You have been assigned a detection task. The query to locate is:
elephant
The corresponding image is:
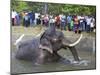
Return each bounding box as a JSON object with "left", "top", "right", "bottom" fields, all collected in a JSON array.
[
  {"left": 14, "top": 24, "right": 83, "bottom": 65},
  {"left": 15, "top": 35, "right": 54, "bottom": 65},
  {"left": 39, "top": 24, "right": 83, "bottom": 62}
]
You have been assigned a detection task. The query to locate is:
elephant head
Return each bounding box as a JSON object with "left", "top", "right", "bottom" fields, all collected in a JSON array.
[{"left": 39, "top": 25, "right": 83, "bottom": 61}]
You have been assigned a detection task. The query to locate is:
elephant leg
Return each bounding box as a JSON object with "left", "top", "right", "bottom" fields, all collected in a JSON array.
[{"left": 68, "top": 47, "right": 79, "bottom": 61}]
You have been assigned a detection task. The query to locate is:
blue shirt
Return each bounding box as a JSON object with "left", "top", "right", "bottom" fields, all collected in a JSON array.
[{"left": 67, "top": 16, "right": 72, "bottom": 23}]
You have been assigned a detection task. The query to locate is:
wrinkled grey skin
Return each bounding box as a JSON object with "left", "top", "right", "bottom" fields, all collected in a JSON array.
[
  {"left": 15, "top": 38, "right": 54, "bottom": 64},
  {"left": 40, "top": 25, "right": 79, "bottom": 62},
  {"left": 15, "top": 25, "right": 80, "bottom": 65}
]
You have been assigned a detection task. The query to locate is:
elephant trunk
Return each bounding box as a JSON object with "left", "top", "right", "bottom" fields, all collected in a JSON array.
[
  {"left": 62, "top": 34, "right": 83, "bottom": 61},
  {"left": 68, "top": 47, "right": 80, "bottom": 61}
]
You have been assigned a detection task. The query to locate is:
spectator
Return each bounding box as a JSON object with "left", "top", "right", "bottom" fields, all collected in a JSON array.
[
  {"left": 28, "top": 12, "right": 34, "bottom": 26},
  {"left": 34, "top": 13, "right": 40, "bottom": 25},
  {"left": 15, "top": 12, "right": 20, "bottom": 26},
  {"left": 41, "top": 15, "right": 45, "bottom": 25},
  {"left": 44, "top": 14, "right": 49, "bottom": 27},
  {"left": 12, "top": 10, "right": 17, "bottom": 26},
  {"left": 24, "top": 12, "right": 30, "bottom": 27},
  {"left": 90, "top": 17, "right": 95, "bottom": 32},
  {"left": 84, "top": 16, "right": 88, "bottom": 31},
  {"left": 49, "top": 15, "right": 53, "bottom": 25},
  {"left": 73, "top": 15, "right": 79, "bottom": 33},
  {"left": 67, "top": 15, "right": 72, "bottom": 31},
  {"left": 32, "top": 12, "right": 35, "bottom": 25},
  {"left": 55, "top": 15, "right": 61, "bottom": 29},
  {"left": 86, "top": 16, "right": 91, "bottom": 32},
  {"left": 37, "top": 15, "right": 41, "bottom": 25},
  {"left": 79, "top": 15, "right": 85, "bottom": 31},
  {"left": 70, "top": 19, "right": 74, "bottom": 31},
  {"left": 82, "top": 16, "right": 86, "bottom": 31},
  {"left": 61, "top": 14, "right": 66, "bottom": 31}
]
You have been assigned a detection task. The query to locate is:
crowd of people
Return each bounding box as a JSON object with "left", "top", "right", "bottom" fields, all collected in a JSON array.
[{"left": 12, "top": 10, "right": 96, "bottom": 33}]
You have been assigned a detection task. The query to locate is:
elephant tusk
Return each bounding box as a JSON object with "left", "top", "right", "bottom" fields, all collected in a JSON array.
[
  {"left": 39, "top": 45, "right": 53, "bottom": 54},
  {"left": 14, "top": 34, "right": 25, "bottom": 46},
  {"left": 63, "top": 34, "right": 83, "bottom": 47},
  {"left": 35, "top": 30, "right": 44, "bottom": 38},
  {"left": 35, "top": 27, "right": 46, "bottom": 38},
  {"left": 69, "top": 34, "right": 83, "bottom": 47}
]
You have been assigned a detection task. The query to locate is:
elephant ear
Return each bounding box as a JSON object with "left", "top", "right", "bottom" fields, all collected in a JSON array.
[{"left": 39, "top": 38, "right": 53, "bottom": 54}]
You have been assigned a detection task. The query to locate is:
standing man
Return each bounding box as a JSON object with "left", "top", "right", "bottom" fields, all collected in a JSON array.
[
  {"left": 16, "top": 12, "right": 20, "bottom": 26},
  {"left": 28, "top": 11, "right": 33, "bottom": 26},
  {"left": 24, "top": 12, "right": 30, "bottom": 27},
  {"left": 79, "top": 15, "right": 85, "bottom": 31},
  {"left": 49, "top": 15, "right": 55, "bottom": 27},
  {"left": 61, "top": 14, "right": 66, "bottom": 31},
  {"left": 86, "top": 16, "right": 92, "bottom": 32},
  {"left": 67, "top": 15, "right": 72, "bottom": 31},
  {"left": 12, "top": 9, "right": 17, "bottom": 26}
]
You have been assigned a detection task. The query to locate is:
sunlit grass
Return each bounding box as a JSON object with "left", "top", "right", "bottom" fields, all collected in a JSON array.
[{"left": 12, "top": 25, "right": 43, "bottom": 36}]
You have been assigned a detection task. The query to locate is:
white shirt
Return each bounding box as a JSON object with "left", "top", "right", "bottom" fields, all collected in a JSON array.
[
  {"left": 35, "top": 13, "right": 40, "bottom": 19},
  {"left": 12, "top": 11, "right": 17, "bottom": 18},
  {"left": 80, "top": 16, "right": 84, "bottom": 23},
  {"left": 49, "top": 18, "right": 55, "bottom": 23},
  {"left": 86, "top": 18, "right": 91, "bottom": 25}
]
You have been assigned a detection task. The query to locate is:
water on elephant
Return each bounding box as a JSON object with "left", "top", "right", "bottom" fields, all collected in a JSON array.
[{"left": 11, "top": 34, "right": 96, "bottom": 74}]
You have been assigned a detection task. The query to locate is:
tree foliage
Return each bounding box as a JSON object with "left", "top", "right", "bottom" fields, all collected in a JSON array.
[{"left": 11, "top": 0, "right": 96, "bottom": 15}]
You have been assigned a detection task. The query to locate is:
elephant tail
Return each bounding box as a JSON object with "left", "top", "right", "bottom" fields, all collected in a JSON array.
[{"left": 14, "top": 34, "right": 25, "bottom": 46}]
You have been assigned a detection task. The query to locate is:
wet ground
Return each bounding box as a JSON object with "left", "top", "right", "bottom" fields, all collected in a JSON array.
[{"left": 11, "top": 26, "right": 96, "bottom": 74}]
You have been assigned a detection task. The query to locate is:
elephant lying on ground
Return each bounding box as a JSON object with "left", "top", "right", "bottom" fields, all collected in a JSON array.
[
  {"left": 14, "top": 25, "right": 83, "bottom": 65},
  {"left": 39, "top": 25, "right": 82, "bottom": 61}
]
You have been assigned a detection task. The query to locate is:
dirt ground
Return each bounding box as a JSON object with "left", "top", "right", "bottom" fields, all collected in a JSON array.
[{"left": 11, "top": 26, "right": 96, "bottom": 74}]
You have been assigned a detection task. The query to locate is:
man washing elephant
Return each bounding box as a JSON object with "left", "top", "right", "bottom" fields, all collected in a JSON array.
[{"left": 14, "top": 24, "right": 83, "bottom": 65}]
